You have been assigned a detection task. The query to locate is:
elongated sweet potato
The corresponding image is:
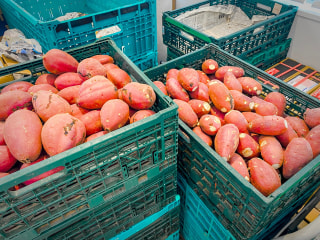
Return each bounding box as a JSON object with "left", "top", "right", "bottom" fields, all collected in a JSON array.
[
  {"left": 230, "top": 90, "right": 254, "bottom": 112},
  {"left": 35, "top": 73, "right": 57, "bottom": 86},
  {"left": 79, "top": 110, "right": 102, "bottom": 136},
  {"left": 0, "top": 90, "right": 33, "bottom": 120},
  {"left": 248, "top": 157, "right": 281, "bottom": 196},
  {"left": 275, "top": 123, "right": 298, "bottom": 148},
  {"left": 202, "top": 59, "right": 219, "bottom": 74},
  {"left": 229, "top": 153, "right": 250, "bottom": 182},
  {"left": 193, "top": 126, "right": 213, "bottom": 146},
  {"left": 174, "top": 99, "right": 198, "bottom": 128},
  {"left": 177, "top": 68, "right": 199, "bottom": 92},
  {"left": 306, "top": 124, "right": 320, "bottom": 158},
  {"left": 253, "top": 100, "right": 278, "bottom": 116},
  {"left": 57, "top": 85, "right": 81, "bottom": 104},
  {"left": 166, "top": 77, "right": 190, "bottom": 102},
  {"left": 264, "top": 92, "right": 286, "bottom": 117},
  {"left": 166, "top": 69, "right": 179, "bottom": 80},
  {"left": 189, "top": 82, "right": 209, "bottom": 102},
  {"left": 130, "top": 110, "right": 156, "bottom": 124},
  {"left": 43, "top": 49, "right": 79, "bottom": 75},
  {"left": 259, "top": 136, "right": 284, "bottom": 169},
  {"left": 153, "top": 81, "right": 168, "bottom": 96},
  {"left": 237, "top": 133, "right": 260, "bottom": 159},
  {"left": 215, "top": 66, "right": 245, "bottom": 80},
  {"left": 85, "top": 131, "right": 107, "bottom": 142},
  {"left": 0, "top": 121, "right": 5, "bottom": 145},
  {"left": 1, "top": 81, "right": 33, "bottom": 93},
  {"left": 283, "top": 138, "right": 313, "bottom": 179},
  {"left": 41, "top": 113, "right": 86, "bottom": 156},
  {"left": 285, "top": 116, "right": 309, "bottom": 137},
  {"left": 242, "top": 112, "right": 263, "bottom": 123},
  {"left": 120, "top": 82, "right": 156, "bottom": 110},
  {"left": 188, "top": 99, "right": 211, "bottom": 118},
  {"left": 77, "top": 58, "right": 106, "bottom": 80},
  {"left": 208, "top": 80, "right": 234, "bottom": 113},
  {"left": 103, "top": 63, "right": 120, "bottom": 74},
  {"left": 197, "top": 70, "right": 210, "bottom": 84},
  {"left": 77, "top": 76, "right": 118, "bottom": 109},
  {"left": 32, "top": 90, "right": 71, "bottom": 122},
  {"left": 100, "top": 99, "right": 129, "bottom": 132},
  {"left": 70, "top": 104, "right": 90, "bottom": 119},
  {"left": 223, "top": 71, "right": 242, "bottom": 92},
  {"left": 303, "top": 107, "right": 320, "bottom": 128},
  {"left": 90, "top": 54, "right": 114, "bottom": 64},
  {"left": 248, "top": 115, "right": 288, "bottom": 135},
  {"left": 224, "top": 110, "right": 249, "bottom": 134},
  {"left": 210, "top": 105, "right": 226, "bottom": 125},
  {"left": 4, "top": 109, "right": 42, "bottom": 163},
  {"left": 199, "top": 114, "right": 221, "bottom": 136},
  {"left": 237, "top": 77, "right": 262, "bottom": 96},
  {"left": 0, "top": 145, "right": 17, "bottom": 172},
  {"left": 214, "top": 124, "right": 239, "bottom": 161},
  {"left": 107, "top": 68, "right": 132, "bottom": 89},
  {"left": 28, "top": 84, "right": 59, "bottom": 95},
  {"left": 54, "top": 72, "right": 84, "bottom": 90}
]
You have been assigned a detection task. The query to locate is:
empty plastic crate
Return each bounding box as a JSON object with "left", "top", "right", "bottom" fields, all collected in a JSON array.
[
  {"left": 0, "top": 38, "right": 178, "bottom": 240},
  {"left": 144, "top": 43, "right": 320, "bottom": 240}
]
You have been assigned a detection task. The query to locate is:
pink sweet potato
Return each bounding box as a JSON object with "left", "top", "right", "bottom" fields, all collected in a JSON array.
[
  {"left": 199, "top": 114, "right": 221, "bottom": 136},
  {"left": 259, "top": 136, "right": 284, "bottom": 169},
  {"left": 214, "top": 124, "right": 239, "bottom": 161},
  {"left": 303, "top": 107, "right": 320, "bottom": 128},
  {"left": 285, "top": 116, "right": 309, "bottom": 137},
  {"left": 248, "top": 115, "right": 288, "bottom": 135},
  {"left": 166, "top": 78, "right": 190, "bottom": 102},
  {"left": 35, "top": 73, "right": 57, "bottom": 86},
  {"left": 0, "top": 145, "right": 17, "bottom": 172},
  {"left": 91, "top": 54, "right": 114, "bottom": 64},
  {"left": 224, "top": 110, "right": 249, "bottom": 134},
  {"left": 193, "top": 126, "right": 213, "bottom": 147},
  {"left": 177, "top": 68, "right": 200, "bottom": 92},
  {"left": 237, "top": 133, "right": 260, "bottom": 159},
  {"left": 54, "top": 72, "right": 84, "bottom": 90},
  {"left": 237, "top": 77, "right": 262, "bottom": 96},
  {"left": 306, "top": 124, "right": 320, "bottom": 158},
  {"left": 0, "top": 90, "right": 33, "bottom": 120},
  {"left": 210, "top": 105, "right": 226, "bottom": 125},
  {"left": 197, "top": 70, "right": 210, "bottom": 84},
  {"left": 188, "top": 99, "right": 211, "bottom": 118},
  {"left": 57, "top": 85, "right": 81, "bottom": 104},
  {"left": 4, "top": 109, "right": 42, "bottom": 163},
  {"left": 120, "top": 82, "right": 156, "bottom": 110},
  {"left": 283, "top": 138, "right": 313, "bottom": 179},
  {"left": 189, "top": 82, "right": 209, "bottom": 102},
  {"left": 264, "top": 92, "right": 286, "bottom": 117},
  {"left": 85, "top": 131, "right": 107, "bottom": 142},
  {"left": 70, "top": 104, "right": 90, "bottom": 119},
  {"left": 79, "top": 110, "right": 102, "bottom": 136},
  {"left": 107, "top": 68, "right": 132, "bottom": 89},
  {"left": 275, "top": 123, "right": 298, "bottom": 148},
  {"left": 202, "top": 59, "right": 219, "bottom": 75},
  {"left": 230, "top": 90, "right": 254, "bottom": 112},
  {"left": 100, "top": 99, "right": 129, "bottom": 132},
  {"left": 0, "top": 121, "right": 4, "bottom": 145},
  {"left": 215, "top": 66, "right": 245, "bottom": 80},
  {"left": 242, "top": 112, "right": 263, "bottom": 124},
  {"left": 130, "top": 110, "right": 156, "bottom": 124},
  {"left": 208, "top": 80, "right": 234, "bottom": 113},
  {"left": 223, "top": 71, "right": 242, "bottom": 92},
  {"left": 77, "top": 76, "right": 118, "bottom": 109},
  {"left": 1, "top": 81, "right": 33, "bottom": 93},
  {"left": 41, "top": 113, "right": 86, "bottom": 156},
  {"left": 28, "top": 84, "right": 59, "bottom": 95},
  {"left": 43, "top": 49, "right": 79, "bottom": 75},
  {"left": 174, "top": 99, "right": 198, "bottom": 128},
  {"left": 77, "top": 58, "right": 106, "bottom": 80},
  {"left": 248, "top": 157, "right": 281, "bottom": 196},
  {"left": 253, "top": 99, "right": 278, "bottom": 116},
  {"left": 32, "top": 90, "right": 71, "bottom": 122},
  {"left": 166, "top": 69, "right": 179, "bottom": 80},
  {"left": 153, "top": 81, "right": 168, "bottom": 96},
  {"left": 229, "top": 153, "right": 250, "bottom": 182}
]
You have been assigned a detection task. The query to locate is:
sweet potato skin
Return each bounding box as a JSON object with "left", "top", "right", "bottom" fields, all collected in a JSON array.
[
  {"left": 177, "top": 68, "right": 199, "bottom": 92},
  {"left": 230, "top": 90, "right": 254, "bottom": 112},
  {"left": 193, "top": 126, "right": 213, "bottom": 147},
  {"left": 174, "top": 99, "right": 198, "bottom": 128},
  {"left": 166, "top": 78, "right": 190, "bottom": 102},
  {"left": 215, "top": 66, "right": 244, "bottom": 80},
  {"left": 305, "top": 125, "right": 320, "bottom": 158},
  {"left": 214, "top": 124, "right": 239, "bottom": 161},
  {"left": 285, "top": 116, "right": 309, "bottom": 137},
  {"left": 188, "top": 99, "right": 211, "bottom": 118},
  {"left": 237, "top": 133, "right": 260, "bottom": 159},
  {"left": 276, "top": 123, "right": 298, "bottom": 147},
  {"left": 237, "top": 77, "right": 262, "bottom": 96},
  {"left": 208, "top": 80, "right": 234, "bottom": 113},
  {"left": 223, "top": 71, "right": 242, "bottom": 92},
  {"left": 199, "top": 114, "right": 221, "bottom": 136},
  {"left": 264, "top": 92, "right": 286, "bottom": 117},
  {"left": 303, "top": 108, "right": 320, "bottom": 128},
  {"left": 229, "top": 153, "right": 250, "bottom": 182},
  {"left": 283, "top": 138, "right": 314, "bottom": 179},
  {"left": 248, "top": 116, "right": 288, "bottom": 135},
  {"left": 224, "top": 110, "right": 249, "bottom": 134},
  {"left": 259, "top": 136, "right": 284, "bottom": 169}
]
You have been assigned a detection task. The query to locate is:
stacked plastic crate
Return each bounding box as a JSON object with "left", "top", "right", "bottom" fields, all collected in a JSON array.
[
  {"left": 0, "top": 38, "right": 179, "bottom": 239},
  {"left": 162, "top": 0, "right": 297, "bottom": 69},
  {"left": 145, "top": 44, "right": 320, "bottom": 240},
  {"left": 0, "top": 0, "right": 158, "bottom": 70}
]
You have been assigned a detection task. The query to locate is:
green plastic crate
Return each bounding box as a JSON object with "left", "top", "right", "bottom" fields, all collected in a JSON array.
[
  {"left": 163, "top": 0, "right": 297, "bottom": 60},
  {"left": 132, "top": 51, "right": 158, "bottom": 71},
  {"left": 0, "top": 38, "right": 178, "bottom": 240},
  {"left": 0, "top": 0, "right": 157, "bottom": 58},
  {"left": 44, "top": 166, "right": 178, "bottom": 240},
  {"left": 144, "top": 43, "right": 320, "bottom": 240}
]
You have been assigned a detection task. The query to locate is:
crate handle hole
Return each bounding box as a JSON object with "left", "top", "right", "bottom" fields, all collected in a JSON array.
[{"left": 256, "top": 3, "right": 272, "bottom": 12}]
